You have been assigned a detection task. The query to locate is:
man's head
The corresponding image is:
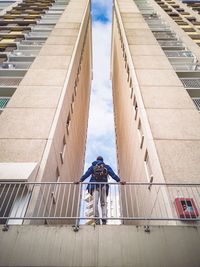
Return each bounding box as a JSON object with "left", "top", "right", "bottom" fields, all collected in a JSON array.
[{"left": 96, "top": 156, "right": 103, "bottom": 161}]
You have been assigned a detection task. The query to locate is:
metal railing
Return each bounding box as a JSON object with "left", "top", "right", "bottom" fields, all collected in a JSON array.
[{"left": 0, "top": 182, "right": 200, "bottom": 225}]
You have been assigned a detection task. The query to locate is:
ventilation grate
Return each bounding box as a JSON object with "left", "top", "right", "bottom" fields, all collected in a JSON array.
[
  {"left": 0, "top": 97, "right": 10, "bottom": 108},
  {"left": 180, "top": 78, "right": 200, "bottom": 88},
  {"left": 0, "top": 77, "right": 22, "bottom": 87},
  {"left": 192, "top": 98, "right": 200, "bottom": 110}
]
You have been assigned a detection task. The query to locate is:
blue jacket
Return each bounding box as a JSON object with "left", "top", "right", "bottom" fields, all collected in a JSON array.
[{"left": 80, "top": 160, "right": 120, "bottom": 195}]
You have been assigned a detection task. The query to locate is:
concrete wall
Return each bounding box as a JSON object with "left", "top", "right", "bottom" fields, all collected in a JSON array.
[
  {"left": 0, "top": 225, "right": 200, "bottom": 266},
  {"left": 112, "top": 0, "right": 200, "bottom": 185},
  {"left": 0, "top": 0, "right": 92, "bottom": 221},
  {"left": 111, "top": 0, "right": 200, "bottom": 222},
  {"left": 0, "top": 0, "right": 92, "bottom": 183}
]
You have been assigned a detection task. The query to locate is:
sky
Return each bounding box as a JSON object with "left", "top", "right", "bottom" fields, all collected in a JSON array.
[{"left": 84, "top": 0, "right": 118, "bottom": 173}]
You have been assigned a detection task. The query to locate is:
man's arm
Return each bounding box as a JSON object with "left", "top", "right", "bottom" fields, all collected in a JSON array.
[
  {"left": 80, "top": 166, "right": 93, "bottom": 182},
  {"left": 106, "top": 165, "right": 120, "bottom": 182}
]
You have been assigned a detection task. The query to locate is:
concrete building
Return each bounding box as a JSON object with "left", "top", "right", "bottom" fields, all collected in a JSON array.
[
  {"left": 0, "top": 0, "right": 92, "bottom": 221},
  {"left": 1, "top": 0, "right": 200, "bottom": 266},
  {"left": 111, "top": 0, "right": 200, "bottom": 220}
]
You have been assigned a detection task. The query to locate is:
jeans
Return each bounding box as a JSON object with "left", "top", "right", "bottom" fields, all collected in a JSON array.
[{"left": 93, "top": 185, "right": 107, "bottom": 220}]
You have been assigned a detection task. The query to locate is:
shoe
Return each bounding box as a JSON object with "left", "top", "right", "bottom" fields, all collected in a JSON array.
[
  {"left": 102, "top": 219, "right": 107, "bottom": 225},
  {"left": 95, "top": 219, "right": 100, "bottom": 225}
]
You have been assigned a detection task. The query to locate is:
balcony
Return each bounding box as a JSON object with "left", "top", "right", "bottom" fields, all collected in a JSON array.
[
  {"left": 153, "top": 32, "right": 178, "bottom": 40},
  {"left": 0, "top": 182, "right": 200, "bottom": 226},
  {"left": 0, "top": 69, "right": 26, "bottom": 89},
  {"left": 177, "top": 71, "right": 200, "bottom": 88},
  {"left": 172, "top": 63, "right": 199, "bottom": 71},
  {"left": 165, "top": 50, "right": 196, "bottom": 65}
]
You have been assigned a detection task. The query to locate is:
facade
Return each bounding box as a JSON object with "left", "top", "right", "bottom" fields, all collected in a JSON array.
[
  {"left": 111, "top": 0, "right": 200, "bottom": 220},
  {"left": 0, "top": 0, "right": 92, "bottom": 220},
  {"left": 1, "top": 1, "right": 200, "bottom": 266}
]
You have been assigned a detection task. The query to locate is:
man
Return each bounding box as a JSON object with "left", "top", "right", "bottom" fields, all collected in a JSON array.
[{"left": 77, "top": 156, "right": 124, "bottom": 225}]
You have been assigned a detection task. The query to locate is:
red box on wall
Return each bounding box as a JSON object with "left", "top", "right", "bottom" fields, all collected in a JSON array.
[{"left": 174, "top": 198, "right": 199, "bottom": 218}]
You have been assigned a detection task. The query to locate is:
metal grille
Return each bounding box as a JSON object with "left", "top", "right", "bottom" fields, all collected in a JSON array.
[
  {"left": 192, "top": 98, "right": 200, "bottom": 110},
  {"left": 0, "top": 97, "right": 9, "bottom": 108},
  {"left": 0, "top": 77, "right": 22, "bottom": 87},
  {"left": 158, "top": 40, "right": 183, "bottom": 46},
  {"left": 0, "top": 182, "right": 200, "bottom": 225},
  {"left": 172, "top": 64, "right": 197, "bottom": 71},
  {"left": 12, "top": 50, "right": 39, "bottom": 57},
  {"left": 153, "top": 32, "right": 176, "bottom": 39},
  {"left": 180, "top": 78, "right": 200, "bottom": 88},
  {"left": 149, "top": 26, "right": 169, "bottom": 31},
  {"left": 165, "top": 51, "right": 194, "bottom": 57}
]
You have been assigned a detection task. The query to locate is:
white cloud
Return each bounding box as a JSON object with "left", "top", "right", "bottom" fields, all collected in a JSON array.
[{"left": 88, "top": 21, "right": 113, "bottom": 139}]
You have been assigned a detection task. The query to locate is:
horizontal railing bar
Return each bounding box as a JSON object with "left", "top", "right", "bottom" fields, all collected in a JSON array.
[
  {"left": 1, "top": 182, "right": 200, "bottom": 186},
  {"left": 1, "top": 217, "right": 200, "bottom": 221},
  {"left": 1, "top": 182, "right": 199, "bottom": 224}
]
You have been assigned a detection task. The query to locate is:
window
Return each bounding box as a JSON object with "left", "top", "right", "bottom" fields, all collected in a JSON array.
[
  {"left": 137, "top": 119, "right": 144, "bottom": 149},
  {"left": 71, "top": 94, "right": 75, "bottom": 114},
  {"left": 60, "top": 135, "right": 66, "bottom": 164},
  {"left": 127, "top": 65, "right": 130, "bottom": 82},
  {"left": 56, "top": 167, "right": 60, "bottom": 182},
  {"left": 66, "top": 112, "right": 71, "bottom": 135},
  {"left": 144, "top": 150, "right": 153, "bottom": 185},
  {"left": 133, "top": 95, "right": 138, "bottom": 120}
]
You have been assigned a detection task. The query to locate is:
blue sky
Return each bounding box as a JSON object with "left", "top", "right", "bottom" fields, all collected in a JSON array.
[
  {"left": 84, "top": 0, "right": 118, "bottom": 173},
  {"left": 91, "top": 0, "right": 112, "bottom": 22}
]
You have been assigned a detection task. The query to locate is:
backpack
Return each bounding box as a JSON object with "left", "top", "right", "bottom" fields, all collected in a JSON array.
[{"left": 93, "top": 162, "right": 108, "bottom": 180}]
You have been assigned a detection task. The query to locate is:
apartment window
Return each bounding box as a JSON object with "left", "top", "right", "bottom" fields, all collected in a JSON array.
[
  {"left": 75, "top": 76, "right": 79, "bottom": 87},
  {"left": 124, "top": 54, "right": 127, "bottom": 69},
  {"left": 138, "top": 119, "right": 144, "bottom": 149},
  {"left": 78, "top": 64, "right": 81, "bottom": 76},
  {"left": 71, "top": 94, "right": 75, "bottom": 114},
  {"left": 130, "top": 77, "right": 133, "bottom": 99},
  {"left": 133, "top": 95, "right": 138, "bottom": 120},
  {"left": 129, "top": 77, "right": 132, "bottom": 89},
  {"left": 56, "top": 167, "right": 60, "bottom": 182},
  {"left": 66, "top": 112, "right": 71, "bottom": 135},
  {"left": 130, "top": 87, "right": 134, "bottom": 99},
  {"left": 74, "top": 84, "right": 77, "bottom": 96},
  {"left": 60, "top": 135, "right": 66, "bottom": 165},
  {"left": 127, "top": 65, "right": 130, "bottom": 82},
  {"left": 144, "top": 150, "right": 153, "bottom": 184}
]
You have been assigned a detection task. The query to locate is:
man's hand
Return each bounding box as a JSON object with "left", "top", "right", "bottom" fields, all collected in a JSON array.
[
  {"left": 74, "top": 181, "right": 80, "bottom": 184},
  {"left": 120, "top": 181, "right": 126, "bottom": 185}
]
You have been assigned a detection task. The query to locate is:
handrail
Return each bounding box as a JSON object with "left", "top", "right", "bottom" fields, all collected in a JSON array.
[
  {"left": 0, "top": 182, "right": 200, "bottom": 224},
  {"left": 1, "top": 181, "right": 200, "bottom": 185}
]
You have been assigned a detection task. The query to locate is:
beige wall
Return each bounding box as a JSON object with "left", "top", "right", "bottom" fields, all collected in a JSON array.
[
  {"left": 0, "top": 0, "right": 92, "bottom": 184},
  {"left": 1, "top": 225, "right": 200, "bottom": 267},
  {"left": 0, "top": 0, "right": 92, "bottom": 220},
  {"left": 112, "top": 0, "right": 200, "bottom": 184},
  {"left": 111, "top": 0, "right": 200, "bottom": 222}
]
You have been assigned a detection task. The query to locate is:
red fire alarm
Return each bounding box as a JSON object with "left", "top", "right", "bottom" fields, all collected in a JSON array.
[{"left": 174, "top": 198, "right": 199, "bottom": 218}]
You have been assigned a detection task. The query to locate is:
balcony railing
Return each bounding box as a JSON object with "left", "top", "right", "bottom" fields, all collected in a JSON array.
[{"left": 0, "top": 182, "right": 200, "bottom": 225}]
